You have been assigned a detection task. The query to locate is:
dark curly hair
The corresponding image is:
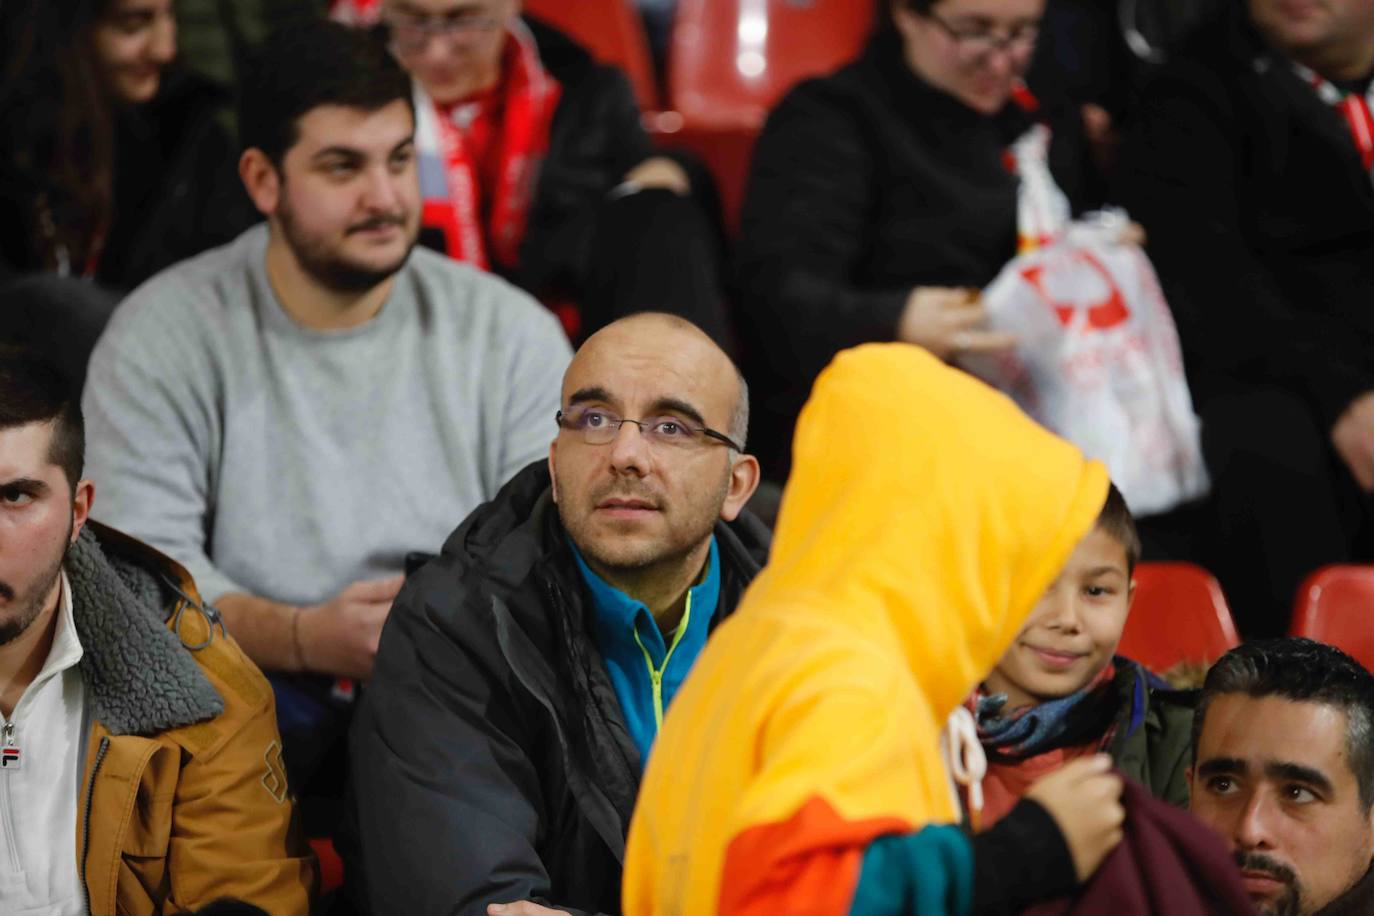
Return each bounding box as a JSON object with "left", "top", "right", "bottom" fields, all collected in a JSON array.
[
  {"left": 0, "top": 346, "right": 84, "bottom": 492},
  {"left": 239, "top": 19, "right": 414, "bottom": 168}
]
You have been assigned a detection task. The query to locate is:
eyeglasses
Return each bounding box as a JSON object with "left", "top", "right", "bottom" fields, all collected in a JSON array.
[
  {"left": 556, "top": 406, "right": 743, "bottom": 453},
  {"left": 921, "top": 10, "right": 1040, "bottom": 64},
  {"left": 383, "top": 9, "right": 502, "bottom": 54}
]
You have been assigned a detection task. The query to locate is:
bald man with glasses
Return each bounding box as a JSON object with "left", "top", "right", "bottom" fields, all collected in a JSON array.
[{"left": 347, "top": 313, "right": 767, "bottom": 916}]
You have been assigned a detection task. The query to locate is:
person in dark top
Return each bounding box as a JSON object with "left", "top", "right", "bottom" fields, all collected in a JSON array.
[
  {"left": 346, "top": 313, "right": 767, "bottom": 915},
  {"left": 735, "top": 0, "right": 1095, "bottom": 479},
  {"left": 968, "top": 483, "right": 1196, "bottom": 825},
  {"left": 0, "top": 0, "right": 256, "bottom": 292},
  {"left": 336, "top": 0, "right": 731, "bottom": 348},
  {"left": 1115, "top": 0, "right": 1374, "bottom": 636}
]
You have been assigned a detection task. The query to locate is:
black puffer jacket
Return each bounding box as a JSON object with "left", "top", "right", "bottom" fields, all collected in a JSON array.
[
  {"left": 346, "top": 461, "right": 769, "bottom": 916},
  {"left": 735, "top": 28, "right": 1094, "bottom": 479}
]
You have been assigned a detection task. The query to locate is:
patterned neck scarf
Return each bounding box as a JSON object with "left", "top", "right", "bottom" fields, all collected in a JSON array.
[{"left": 975, "top": 662, "right": 1118, "bottom": 759}]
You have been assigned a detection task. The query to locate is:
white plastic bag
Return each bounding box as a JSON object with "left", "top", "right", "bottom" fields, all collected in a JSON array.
[{"left": 958, "top": 220, "right": 1210, "bottom": 516}]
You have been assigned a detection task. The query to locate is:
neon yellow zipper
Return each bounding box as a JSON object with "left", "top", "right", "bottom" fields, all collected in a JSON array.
[{"left": 633, "top": 591, "right": 694, "bottom": 729}]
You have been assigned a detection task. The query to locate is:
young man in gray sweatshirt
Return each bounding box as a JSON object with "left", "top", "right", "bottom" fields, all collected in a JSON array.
[{"left": 81, "top": 21, "right": 572, "bottom": 799}]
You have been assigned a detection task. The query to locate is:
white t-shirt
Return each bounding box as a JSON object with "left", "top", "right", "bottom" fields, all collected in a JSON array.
[{"left": 0, "top": 573, "right": 87, "bottom": 916}]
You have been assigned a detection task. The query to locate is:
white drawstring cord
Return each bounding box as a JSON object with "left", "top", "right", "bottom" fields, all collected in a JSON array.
[{"left": 941, "top": 706, "right": 988, "bottom": 832}]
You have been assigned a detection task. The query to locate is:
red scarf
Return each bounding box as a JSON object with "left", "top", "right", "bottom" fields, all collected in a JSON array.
[{"left": 424, "top": 26, "right": 561, "bottom": 271}]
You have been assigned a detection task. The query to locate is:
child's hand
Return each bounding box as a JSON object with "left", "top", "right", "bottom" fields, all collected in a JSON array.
[{"left": 1025, "top": 754, "right": 1125, "bottom": 882}]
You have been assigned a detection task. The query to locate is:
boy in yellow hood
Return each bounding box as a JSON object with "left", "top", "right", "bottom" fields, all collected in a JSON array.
[{"left": 622, "top": 344, "right": 1125, "bottom": 914}]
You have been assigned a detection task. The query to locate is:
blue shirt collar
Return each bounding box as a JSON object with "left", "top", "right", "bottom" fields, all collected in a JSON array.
[{"left": 569, "top": 536, "right": 721, "bottom": 658}]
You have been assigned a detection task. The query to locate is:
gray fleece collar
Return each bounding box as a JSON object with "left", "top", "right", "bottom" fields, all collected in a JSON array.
[{"left": 64, "top": 527, "right": 223, "bottom": 736}]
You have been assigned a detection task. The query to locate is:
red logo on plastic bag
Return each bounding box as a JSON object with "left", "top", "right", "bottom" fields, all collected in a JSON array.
[{"left": 1020, "top": 250, "right": 1130, "bottom": 331}]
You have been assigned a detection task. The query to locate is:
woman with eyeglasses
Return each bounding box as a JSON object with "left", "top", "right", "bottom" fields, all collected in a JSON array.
[
  {"left": 736, "top": 0, "right": 1104, "bottom": 482},
  {"left": 0, "top": 0, "right": 256, "bottom": 292}
]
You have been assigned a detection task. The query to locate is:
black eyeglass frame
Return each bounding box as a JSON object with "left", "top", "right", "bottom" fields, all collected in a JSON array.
[
  {"left": 556, "top": 408, "right": 744, "bottom": 454},
  {"left": 918, "top": 8, "right": 1041, "bottom": 58}
]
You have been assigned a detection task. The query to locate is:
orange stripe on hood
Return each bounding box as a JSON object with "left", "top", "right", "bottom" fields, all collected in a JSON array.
[
  {"left": 623, "top": 345, "right": 1109, "bottom": 914},
  {"left": 719, "top": 797, "right": 909, "bottom": 916}
]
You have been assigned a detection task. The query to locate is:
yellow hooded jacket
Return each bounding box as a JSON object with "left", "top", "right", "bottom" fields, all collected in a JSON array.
[{"left": 621, "top": 345, "right": 1108, "bottom": 915}]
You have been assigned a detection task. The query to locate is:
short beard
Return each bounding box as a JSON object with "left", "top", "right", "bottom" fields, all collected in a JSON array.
[
  {"left": 556, "top": 468, "right": 731, "bottom": 575},
  {"left": 278, "top": 198, "right": 416, "bottom": 294},
  {"left": 1235, "top": 851, "right": 1303, "bottom": 916},
  {"left": 0, "top": 520, "right": 71, "bottom": 646}
]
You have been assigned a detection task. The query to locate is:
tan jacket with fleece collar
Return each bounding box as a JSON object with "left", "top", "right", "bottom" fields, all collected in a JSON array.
[{"left": 67, "top": 522, "right": 313, "bottom": 915}]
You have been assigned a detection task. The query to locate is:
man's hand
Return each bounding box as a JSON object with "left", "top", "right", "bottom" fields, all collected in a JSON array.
[
  {"left": 1025, "top": 754, "right": 1125, "bottom": 883},
  {"left": 622, "top": 156, "right": 691, "bottom": 196},
  {"left": 1333, "top": 392, "right": 1374, "bottom": 492},
  {"left": 487, "top": 902, "right": 571, "bottom": 916},
  {"left": 897, "top": 286, "right": 1017, "bottom": 361},
  {"left": 296, "top": 575, "right": 405, "bottom": 680}
]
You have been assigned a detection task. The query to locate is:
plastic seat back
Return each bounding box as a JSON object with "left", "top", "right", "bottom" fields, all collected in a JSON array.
[
  {"left": 524, "top": 0, "right": 660, "bottom": 110},
  {"left": 1291, "top": 566, "right": 1374, "bottom": 673},
  {"left": 310, "top": 836, "right": 344, "bottom": 895},
  {"left": 668, "top": 0, "right": 876, "bottom": 128},
  {"left": 1117, "top": 562, "right": 1240, "bottom": 674}
]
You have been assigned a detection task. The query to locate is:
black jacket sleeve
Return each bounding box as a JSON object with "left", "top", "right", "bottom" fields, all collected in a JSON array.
[
  {"left": 735, "top": 82, "right": 910, "bottom": 390},
  {"left": 970, "top": 798, "right": 1078, "bottom": 914},
  {"left": 1116, "top": 63, "right": 1374, "bottom": 426},
  {"left": 347, "top": 569, "right": 598, "bottom": 916},
  {"left": 517, "top": 63, "right": 653, "bottom": 299}
]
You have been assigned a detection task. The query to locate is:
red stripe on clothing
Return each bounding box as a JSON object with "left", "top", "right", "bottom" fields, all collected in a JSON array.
[
  {"left": 430, "top": 26, "right": 561, "bottom": 271},
  {"left": 1341, "top": 94, "right": 1374, "bottom": 171},
  {"left": 718, "top": 796, "right": 910, "bottom": 916}
]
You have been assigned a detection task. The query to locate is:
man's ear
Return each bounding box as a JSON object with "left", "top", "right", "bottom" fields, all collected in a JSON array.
[
  {"left": 1366, "top": 798, "right": 1374, "bottom": 856},
  {"left": 719, "top": 454, "right": 761, "bottom": 523},
  {"left": 239, "top": 148, "right": 282, "bottom": 217},
  {"left": 890, "top": 1, "right": 922, "bottom": 45},
  {"left": 1127, "top": 577, "right": 1138, "bottom": 609},
  {"left": 70, "top": 478, "right": 95, "bottom": 545},
  {"left": 547, "top": 441, "right": 559, "bottom": 504}
]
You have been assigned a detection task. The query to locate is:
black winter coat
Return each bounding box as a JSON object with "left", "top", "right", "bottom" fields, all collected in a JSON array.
[
  {"left": 509, "top": 17, "right": 654, "bottom": 302},
  {"left": 1116, "top": 9, "right": 1374, "bottom": 427},
  {"left": 735, "top": 29, "right": 1094, "bottom": 478},
  {"left": 346, "top": 461, "right": 769, "bottom": 916}
]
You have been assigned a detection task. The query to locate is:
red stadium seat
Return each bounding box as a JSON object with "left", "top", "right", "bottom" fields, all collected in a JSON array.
[
  {"left": 310, "top": 836, "right": 344, "bottom": 895},
  {"left": 1118, "top": 563, "right": 1240, "bottom": 674},
  {"left": 667, "top": 0, "right": 877, "bottom": 129},
  {"left": 524, "top": 0, "right": 660, "bottom": 111},
  {"left": 1291, "top": 565, "right": 1374, "bottom": 673}
]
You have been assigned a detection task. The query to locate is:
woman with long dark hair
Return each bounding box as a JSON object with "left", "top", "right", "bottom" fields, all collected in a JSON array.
[{"left": 0, "top": 0, "right": 255, "bottom": 290}]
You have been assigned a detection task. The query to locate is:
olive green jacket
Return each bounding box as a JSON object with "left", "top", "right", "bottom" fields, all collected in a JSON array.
[{"left": 1107, "top": 658, "right": 1198, "bottom": 807}]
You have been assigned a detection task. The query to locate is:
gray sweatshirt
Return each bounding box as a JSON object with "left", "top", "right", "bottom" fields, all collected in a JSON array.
[{"left": 83, "top": 224, "right": 572, "bottom": 607}]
